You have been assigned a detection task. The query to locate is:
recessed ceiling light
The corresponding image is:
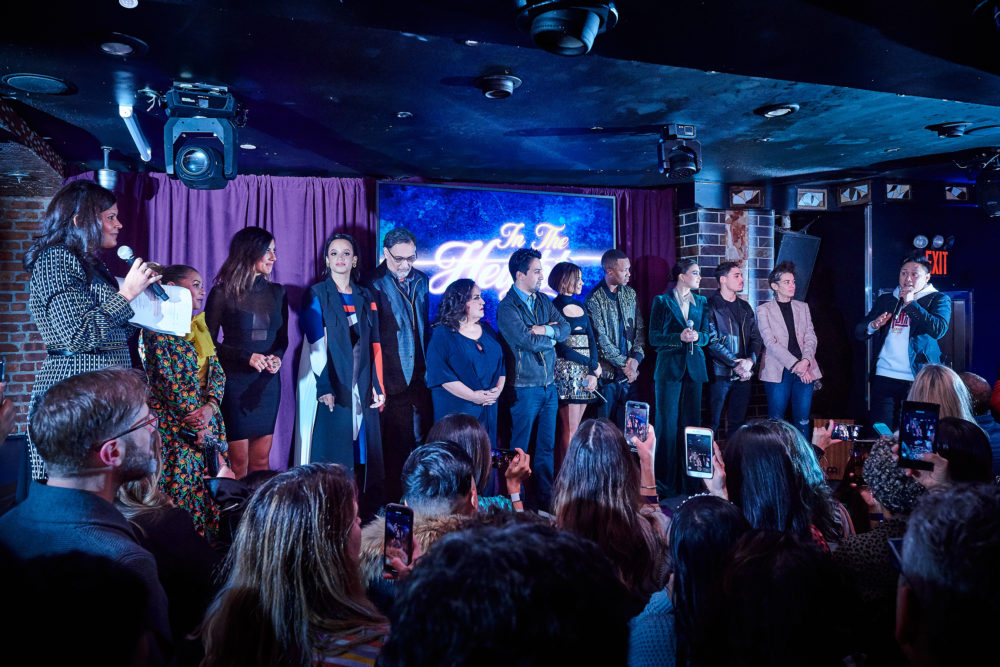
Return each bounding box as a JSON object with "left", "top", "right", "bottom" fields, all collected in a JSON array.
[
  {"left": 99, "top": 33, "right": 149, "bottom": 57},
  {"left": 758, "top": 137, "right": 772, "bottom": 142},
  {"left": 926, "top": 122, "right": 971, "bottom": 138},
  {"left": 754, "top": 103, "right": 799, "bottom": 118},
  {"left": 463, "top": 40, "right": 479, "bottom": 46},
  {"left": 589, "top": 126, "right": 604, "bottom": 131},
  {"left": 1, "top": 73, "right": 77, "bottom": 95},
  {"left": 239, "top": 143, "right": 257, "bottom": 150},
  {"left": 119, "top": 0, "right": 138, "bottom": 8},
  {"left": 884, "top": 147, "right": 901, "bottom": 153},
  {"left": 396, "top": 111, "right": 413, "bottom": 118}
]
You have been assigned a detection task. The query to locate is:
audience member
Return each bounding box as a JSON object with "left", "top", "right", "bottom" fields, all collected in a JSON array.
[
  {"left": 833, "top": 440, "right": 926, "bottom": 665},
  {"left": 200, "top": 463, "right": 386, "bottom": 666},
  {"left": 552, "top": 419, "right": 669, "bottom": 601},
  {"left": 716, "top": 421, "right": 818, "bottom": 546},
  {"left": 959, "top": 371, "right": 1000, "bottom": 476},
  {"left": 380, "top": 522, "right": 635, "bottom": 666},
  {"left": 934, "top": 416, "right": 992, "bottom": 483},
  {"left": 905, "top": 363, "right": 974, "bottom": 421},
  {"left": 719, "top": 531, "right": 859, "bottom": 667},
  {"left": 896, "top": 484, "right": 1000, "bottom": 667},
  {"left": 628, "top": 495, "right": 749, "bottom": 667},
  {"left": 116, "top": 429, "right": 223, "bottom": 665},
  {"left": 426, "top": 413, "right": 531, "bottom": 512},
  {"left": 0, "top": 368, "right": 171, "bottom": 662}
]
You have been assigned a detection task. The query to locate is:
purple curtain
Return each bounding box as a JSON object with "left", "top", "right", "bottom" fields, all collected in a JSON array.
[{"left": 74, "top": 172, "right": 675, "bottom": 470}]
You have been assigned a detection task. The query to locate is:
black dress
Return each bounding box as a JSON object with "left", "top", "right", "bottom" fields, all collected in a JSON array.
[
  {"left": 204, "top": 276, "right": 288, "bottom": 440},
  {"left": 553, "top": 294, "right": 600, "bottom": 404}
]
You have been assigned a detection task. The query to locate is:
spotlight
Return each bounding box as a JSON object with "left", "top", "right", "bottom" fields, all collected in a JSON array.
[
  {"left": 96, "top": 146, "right": 116, "bottom": 190},
  {"left": 657, "top": 124, "right": 702, "bottom": 180},
  {"left": 931, "top": 234, "right": 945, "bottom": 249},
  {"left": 164, "top": 82, "right": 240, "bottom": 190},
  {"left": 119, "top": 105, "right": 152, "bottom": 161},
  {"left": 913, "top": 235, "right": 929, "bottom": 249},
  {"left": 515, "top": 1, "right": 619, "bottom": 56}
]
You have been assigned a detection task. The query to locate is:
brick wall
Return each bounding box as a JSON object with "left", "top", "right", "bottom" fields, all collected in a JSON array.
[
  {"left": 1, "top": 195, "right": 51, "bottom": 436},
  {"left": 675, "top": 207, "right": 777, "bottom": 437}
]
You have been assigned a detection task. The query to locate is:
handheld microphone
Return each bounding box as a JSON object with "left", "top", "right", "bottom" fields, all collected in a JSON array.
[
  {"left": 117, "top": 246, "right": 169, "bottom": 301},
  {"left": 686, "top": 319, "right": 694, "bottom": 355}
]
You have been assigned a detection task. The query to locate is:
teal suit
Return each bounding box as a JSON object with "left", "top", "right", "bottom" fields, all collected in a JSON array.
[{"left": 649, "top": 291, "right": 710, "bottom": 495}]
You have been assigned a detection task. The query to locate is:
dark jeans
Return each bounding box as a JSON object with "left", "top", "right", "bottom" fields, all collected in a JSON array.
[
  {"left": 509, "top": 383, "right": 558, "bottom": 512},
  {"left": 597, "top": 379, "right": 639, "bottom": 431},
  {"left": 764, "top": 369, "right": 814, "bottom": 440},
  {"left": 653, "top": 376, "right": 703, "bottom": 497},
  {"left": 380, "top": 380, "right": 432, "bottom": 503},
  {"left": 869, "top": 374, "right": 912, "bottom": 432},
  {"left": 708, "top": 379, "right": 752, "bottom": 438}
]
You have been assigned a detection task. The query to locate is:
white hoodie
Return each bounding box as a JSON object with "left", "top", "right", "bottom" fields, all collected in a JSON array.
[{"left": 874, "top": 283, "right": 938, "bottom": 381}]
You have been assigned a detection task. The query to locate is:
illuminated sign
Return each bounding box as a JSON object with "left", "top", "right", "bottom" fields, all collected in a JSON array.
[
  {"left": 377, "top": 183, "right": 616, "bottom": 325},
  {"left": 925, "top": 250, "right": 948, "bottom": 276}
]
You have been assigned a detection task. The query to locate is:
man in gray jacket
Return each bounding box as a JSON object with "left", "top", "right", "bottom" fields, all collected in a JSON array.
[{"left": 497, "top": 248, "right": 569, "bottom": 511}]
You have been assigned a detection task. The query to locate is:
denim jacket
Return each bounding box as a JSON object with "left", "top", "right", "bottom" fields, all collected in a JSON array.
[{"left": 497, "top": 289, "right": 570, "bottom": 387}]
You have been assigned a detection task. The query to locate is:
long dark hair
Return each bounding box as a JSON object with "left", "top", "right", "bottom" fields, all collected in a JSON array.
[
  {"left": 435, "top": 279, "right": 477, "bottom": 331},
  {"left": 723, "top": 422, "right": 813, "bottom": 540},
  {"left": 200, "top": 463, "right": 384, "bottom": 666},
  {"left": 214, "top": 227, "right": 275, "bottom": 302},
  {"left": 553, "top": 419, "right": 668, "bottom": 598},
  {"left": 160, "top": 264, "right": 197, "bottom": 285},
  {"left": 669, "top": 495, "right": 749, "bottom": 665},
  {"left": 24, "top": 180, "right": 116, "bottom": 272},
  {"left": 670, "top": 258, "right": 698, "bottom": 284},
  {"left": 427, "top": 414, "right": 492, "bottom": 494},
  {"left": 321, "top": 232, "right": 360, "bottom": 282}
]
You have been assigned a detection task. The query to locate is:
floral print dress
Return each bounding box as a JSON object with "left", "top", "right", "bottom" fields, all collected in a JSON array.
[{"left": 141, "top": 313, "right": 227, "bottom": 538}]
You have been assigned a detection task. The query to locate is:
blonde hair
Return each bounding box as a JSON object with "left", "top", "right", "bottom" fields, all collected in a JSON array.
[
  {"left": 115, "top": 429, "right": 172, "bottom": 522},
  {"left": 906, "top": 364, "right": 975, "bottom": 422},
  {"left": 200, "top": 464, "right": 384, "bottom": 666}
]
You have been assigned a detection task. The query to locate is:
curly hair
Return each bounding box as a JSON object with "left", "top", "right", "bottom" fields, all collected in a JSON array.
[{"left": 434, "top": 278, "right": 477, "bottom": 331}]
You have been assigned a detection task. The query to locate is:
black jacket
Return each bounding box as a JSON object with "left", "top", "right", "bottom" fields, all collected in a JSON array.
[{"left": 705, "top": 290, "right": 764, "bottom": 380}]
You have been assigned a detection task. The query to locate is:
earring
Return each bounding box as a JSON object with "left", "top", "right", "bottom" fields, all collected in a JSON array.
[{"left": 352, "top": 260, "right": 358, "bottom": 268}]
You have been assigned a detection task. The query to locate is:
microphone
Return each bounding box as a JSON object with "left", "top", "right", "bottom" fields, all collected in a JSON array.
[
  {"left": 117, "top": 246, "right": 169, "bottom": 301},
  {"left": 686, "top": 319, "right": 694, "bottom": 355}
]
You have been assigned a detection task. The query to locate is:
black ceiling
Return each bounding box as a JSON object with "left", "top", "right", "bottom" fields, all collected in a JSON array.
[{"left": 4, "top": 0, "right": 1000, "bottom": 187}]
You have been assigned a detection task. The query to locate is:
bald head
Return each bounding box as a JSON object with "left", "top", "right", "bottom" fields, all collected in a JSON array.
[{"left": 959, "top": 372, "right": 991, "bottom": 416}]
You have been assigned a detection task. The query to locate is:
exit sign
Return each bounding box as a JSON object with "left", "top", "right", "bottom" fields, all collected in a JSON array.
[{"left": 925, "top": 250, "right": 948, "bottom": 275}]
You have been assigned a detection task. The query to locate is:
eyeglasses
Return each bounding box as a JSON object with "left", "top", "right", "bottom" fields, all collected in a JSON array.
[
  {"left": 388, "top": 251, "right": 417, "bottom": 264},
  {"left": 93, "top": 413, "right": 159, "bottom": 449}
]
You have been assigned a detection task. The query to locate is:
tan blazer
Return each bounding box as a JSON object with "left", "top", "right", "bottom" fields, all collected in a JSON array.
[{"left": 756, "top": 299, "right": 822, "bottom": 383}]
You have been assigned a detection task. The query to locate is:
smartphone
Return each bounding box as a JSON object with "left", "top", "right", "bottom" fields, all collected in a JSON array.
[
  {"left": 684, "top": 426, "right": 714, "bottom": 478},
  {"left": 491, "top": 449, "right": 517, "bottom": 470},
  {"left": 831, "top": 422, "right": 861, "bottom": 440},
  {"left": 898, "top": 401, "right": 939, "bottom": 471},
  {"left": 624, "top": 401, "right": 650, "bottom": 447},
  {"left": 872, "top": 422, "right": 893, "bottom": 438},
  {"left": 383, "top": 503, "right": 414, "bottom": 574}
]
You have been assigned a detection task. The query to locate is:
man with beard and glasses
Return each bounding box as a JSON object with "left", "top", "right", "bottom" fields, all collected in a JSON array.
[{"left": 0, "top": 368, "right": 171, "bottom": 663}]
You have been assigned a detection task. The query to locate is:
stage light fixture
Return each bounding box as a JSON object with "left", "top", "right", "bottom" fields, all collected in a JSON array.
[
  {"left": 931, "top": 234, "right": 945, "bottom": 249},
  {"left": 657, "top": 124, "right": 702, "bottom": 180},
  {"left": 96, "top": 146, "right": 116, "bottom": 190},
  {"left": 164, "top": 82, "right": 240, "bottom": 190},
  {"left": 515, "top": 1, "right": 618, "bottom": 56},
  {"left": 119, "top": 105, "right": 151, "bottom": 161},
  {"left": 913, "top": 235, "right": 929, "bottom": 249}
]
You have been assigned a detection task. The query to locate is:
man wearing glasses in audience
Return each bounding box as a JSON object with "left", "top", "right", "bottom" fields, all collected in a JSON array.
[
  {"left": 0, "top": 368, "right": 172, "bottom": 663},
  {"left": 366, "top": 228, "right": 432, "bottom": 501}
]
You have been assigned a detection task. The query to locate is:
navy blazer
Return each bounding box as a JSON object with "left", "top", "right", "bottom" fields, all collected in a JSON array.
[
  {"left": 855, "top": 289, "right": 952, "bottom": 376},
  {"left": 648, "top": 291, "right": 710, "bottom": 384}
]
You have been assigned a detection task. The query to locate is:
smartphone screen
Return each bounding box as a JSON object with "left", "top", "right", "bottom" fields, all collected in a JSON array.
[
  {"left": 624, "top": 401, "right": 650, "bottom": 444},
  {"left": 490, "top": 449, "right": 516, "bottom": 469},
  {"left": 832, "top": 422, "right": 861, "bottom": 440},
  {"left": 684, "top": 426, "right": 714, "bottom": 478},
  {"left": 383, "top": 503, "right": 414, "bottom": 573},
  {"left": 899, "top": 401, "right": 939, "bottom": 471}
]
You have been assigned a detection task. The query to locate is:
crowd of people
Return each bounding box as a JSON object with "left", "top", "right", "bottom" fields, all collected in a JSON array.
[{"left": 1, "top": 179, "right": 999, "bottom": 666}]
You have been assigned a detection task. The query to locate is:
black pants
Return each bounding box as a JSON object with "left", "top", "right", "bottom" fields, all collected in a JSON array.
[
  {"left": 380, "top": 380, "right": 433, "bottom": 503},
  {"left": 597, "top": 379, "right": 639, "bottom": 431},
  {"left": 708, "top": 379, "right": 752, "bottom": 438},
  {"left": 869, "top": 374, "right": 912, "bottom": 432}
]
